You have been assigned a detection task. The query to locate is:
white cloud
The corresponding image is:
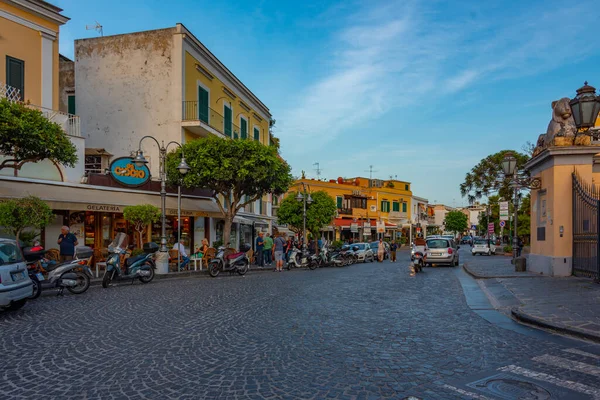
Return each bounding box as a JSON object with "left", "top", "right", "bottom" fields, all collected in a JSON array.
[{"left": 277, "top": 0, "right": 600, "bottom": 156}]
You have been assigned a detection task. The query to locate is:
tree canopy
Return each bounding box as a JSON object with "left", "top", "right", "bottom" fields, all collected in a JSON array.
[
  {"left": 165, "top": 135, "right": 292, "bottom": 246},
  {"left": 444, "top": 210, "right": 468, "bottom": 235},
  {"left": 0, "top": 196, "right": 53, "bottom": 244},
  {"left": 123, "top": 204, "right": 161, "bottom": 248},
  {"left": 460, "top": 150, "right": 530, "bottom": 204},
  {"left": 277, "top": 191, "right": 337, "bottom": 238},
  {"left": 0, "top": 99, "right": 78, "bottom": 170}
]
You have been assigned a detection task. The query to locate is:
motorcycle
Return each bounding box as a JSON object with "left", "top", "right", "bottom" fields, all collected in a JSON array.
[
  {"left": 25, "top": 246, "right": 94, "bottom": 298},
  {"left": 208, "top": 243, "right": 250, "bottom": 277},
  {"left": 102, "top": 233, "right": 157, "bottom": 288},
  {"left": 412, "top": 251, "right": 424, "bottom": 273},
  {"left": 287, "top": 246, "right": 318, "bottom": 270}
]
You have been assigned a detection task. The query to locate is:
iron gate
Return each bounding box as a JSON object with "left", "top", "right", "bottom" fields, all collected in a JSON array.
[{"left": 572, "top": 173, "right": 600, "bottom": 278}]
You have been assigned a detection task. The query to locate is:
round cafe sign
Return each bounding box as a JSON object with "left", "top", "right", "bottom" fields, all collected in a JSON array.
[{"left": 109, "top": 157, "right": 151, "bottom": 187}]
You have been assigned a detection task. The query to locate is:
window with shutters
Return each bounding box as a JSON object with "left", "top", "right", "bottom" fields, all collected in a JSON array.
[
  {"left": 85, "top": 155, "right": 102, "bottom": 174},
  {"left": 198, "top": 86, "right": 209, "bottom": 124},
  {"left": 402, "top": 202, "right": 407, "bottom": 212},
  {"left": 405, "top": 184, "right": 409, "bottom": 191},
  {"left": 224, "top": 104, "right": 232, "bottom": 137},
  {"left": 381, "top": 201, "right": 390, "bottom": 213},
  {"left": 392, "top": 202, "right": 400, "bottom": 212},
  {"left": 240, "top": 117, "right": 248, "bottom": 139},
  {"left": 253, "top": 127, "right": 260, "bottom": 141},
  {"left": 68, "top": 95, "right": 76, "bottom": 115},
  {"left": 6, "top": 56, "right": 24, "bottom": 101},
  {"left": 336, "top": 196, "right": 343, "bottom": 209}
]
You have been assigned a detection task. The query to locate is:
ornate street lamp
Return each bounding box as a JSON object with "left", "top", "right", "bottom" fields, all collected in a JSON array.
[
  {"left": 134, "top": 137, "right": 189, "bottom": 254},
  {"left": 296, "top": 183, "right": 312, "bottom": 248},
  {"left": 569, "top": 82, "right": 600, "bottom": 131},
  {"left": 502, "top": 153, "right": 517, "bottom": 177}
]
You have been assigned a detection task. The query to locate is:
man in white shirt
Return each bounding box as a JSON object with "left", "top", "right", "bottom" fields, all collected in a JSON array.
[{"left": 172, "top": 239, "right": 189, "bottom": 271}]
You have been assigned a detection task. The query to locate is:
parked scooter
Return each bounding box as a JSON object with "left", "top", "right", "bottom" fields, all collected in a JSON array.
[
  {"left": 287, "top": 246, "right": 318, "bottom": 270},
  {"left": 208, "top": 243, "right": 250, "bottom": 277},
  {"left": 25, "top": 246, "right": 94, "bottom": 298},
  {"left": 102, "top": 233, "right": 156, "bottom": 288}
]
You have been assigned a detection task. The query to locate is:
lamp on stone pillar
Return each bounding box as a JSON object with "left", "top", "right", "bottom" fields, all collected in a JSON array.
[{"left": 569, "top": 82, "right": 600, "bottom": 131}]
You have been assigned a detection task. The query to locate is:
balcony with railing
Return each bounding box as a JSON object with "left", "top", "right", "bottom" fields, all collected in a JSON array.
[
  {"left": 338, "top": 208, "right": 353, "bottom": 215},
  {"left": 182, "top": 101, "right": 241, "bottom": 138},
  {"left": 1, "top": 82, "right": 80, "bottom": 137}
]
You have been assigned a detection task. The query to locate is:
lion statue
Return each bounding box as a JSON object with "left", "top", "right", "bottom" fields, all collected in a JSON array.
[{"left": 533, "top": 98, "right": 577, "bottom": 155}]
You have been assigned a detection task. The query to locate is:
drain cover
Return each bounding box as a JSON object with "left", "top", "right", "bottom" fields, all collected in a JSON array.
[{"left": 475, "top": 377, "right": 550, "bottom": 399}]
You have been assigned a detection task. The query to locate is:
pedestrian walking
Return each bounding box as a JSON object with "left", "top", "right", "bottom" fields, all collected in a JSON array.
[
  {"left": 264, "top": 233, "right": 273, "bottom": 267},
  {"left": 285, "top": 236, "right": 293, "bottom": 262},
  {"left": 273, "top": 233, "right": 286, "bottom": 272},
  {"left": 57, "top": 226, "right": 78, "bottom": 262},
  {"left": 377, "top": 238, "right": 385, "bottom": 262},
  {"left": 390, "top": 240, "right": 398, "bottom": 262},
  {"left": 255, "top": 232, "right": 265, "bottom": 267}
]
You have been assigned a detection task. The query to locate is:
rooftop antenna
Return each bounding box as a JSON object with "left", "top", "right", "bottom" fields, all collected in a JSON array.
[
  {"left": 85, "top": 21, "right": 103, "bottom": 37},
  {"left": 313, "top": 162, "right": 322, "bottom": 179},
  {"left": 365, "top": 165, "right": 378, "bottom": 180}
]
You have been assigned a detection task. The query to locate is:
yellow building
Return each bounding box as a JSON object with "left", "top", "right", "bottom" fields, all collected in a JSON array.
[
  {"left": 289, "top": 177, "right": 413, "bottom": 241},
  {"left": 0, "top": 0, "right": 68, "bottom": 110}
]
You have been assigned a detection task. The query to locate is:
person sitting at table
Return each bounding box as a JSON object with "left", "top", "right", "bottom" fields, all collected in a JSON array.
[{"left": 172, "top": 239, "right": 190, "bottom": 271}]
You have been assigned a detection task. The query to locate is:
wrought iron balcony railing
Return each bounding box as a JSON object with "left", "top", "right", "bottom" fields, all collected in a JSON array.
[
  {"left": 1, "top": 82, "right": 80, "bottom": 137},
  {"left": 338, "top": 208, "right": 353, "bottom": 215},
  {"left": 182, "top": 101, "right": 242, "bottom": 138}
]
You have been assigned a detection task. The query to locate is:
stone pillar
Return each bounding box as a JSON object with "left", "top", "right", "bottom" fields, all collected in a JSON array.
[
  {"left": 155, "top": 251, "right": 169, "bottom": 275},
  {"left": 526, "top": 146, "right": 600, "bottom": 276}
]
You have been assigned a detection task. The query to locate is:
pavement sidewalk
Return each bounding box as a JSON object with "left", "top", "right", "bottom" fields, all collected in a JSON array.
[{"left": 465, "top": 255, "right": 600, "bottom": 342}]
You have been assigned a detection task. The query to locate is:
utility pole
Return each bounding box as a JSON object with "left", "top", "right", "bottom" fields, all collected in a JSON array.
[
  {"left": 313, "top": 162, "right": 322, "bottom": 179},
  {"left": 365, "top": 165, "right": 378, "bottom": 180}
]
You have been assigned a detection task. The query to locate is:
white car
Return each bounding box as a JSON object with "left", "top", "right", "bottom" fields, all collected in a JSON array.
[
  {"left": 471, "top": 239, "right": 497, "bottom": 256},
  {"left": 353, "top": 243, "right": 375, "bottom": 263},
  {"left": 0, "top": 239, "right": 33, "bottom": 311}
]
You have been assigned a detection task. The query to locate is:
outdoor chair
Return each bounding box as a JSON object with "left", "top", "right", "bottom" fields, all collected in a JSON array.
[
  {"left": 168, "top": 249, "right": 180, "bottom": 271},
  {"left": 203, "top": 248, "right": 216, "bottom": 269}
]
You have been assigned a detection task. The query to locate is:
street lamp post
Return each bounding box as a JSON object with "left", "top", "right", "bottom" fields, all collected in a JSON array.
[
  {"left": 296, "top": 182, "right": 312, "bottom": 249},
  {"left": 133, "top": 137, "right": 190, "bottom": 262}
]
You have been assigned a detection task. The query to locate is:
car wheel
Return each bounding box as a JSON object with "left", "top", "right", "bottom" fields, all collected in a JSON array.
[{"left": 4, "top": 299, "right": 26, "bottom": 311}]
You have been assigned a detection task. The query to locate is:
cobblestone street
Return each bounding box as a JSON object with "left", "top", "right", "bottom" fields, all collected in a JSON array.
[{"left": 2, "top": 248, "right": 600, "bottom": 399}]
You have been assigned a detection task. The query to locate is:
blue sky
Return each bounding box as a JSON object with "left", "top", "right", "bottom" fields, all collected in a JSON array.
[{"left": 55, "top": 0, "right": 600, "bottom": 206}]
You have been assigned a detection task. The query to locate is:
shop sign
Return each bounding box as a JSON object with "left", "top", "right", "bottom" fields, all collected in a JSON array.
[
  {"left": 86, "top": 204, "right": 122, "bottom": 212},
  {"left": 166, "top": 209, "right": 210, "bottom": 217},
  {"left": 376, "top": 221, "right": 385, "bottom": 233},
  {"left": 350, "top": 223, "right": 358, "bottom": 233},
  {"left": 109, "top": 157, "right": 151, "bottom": 187}
]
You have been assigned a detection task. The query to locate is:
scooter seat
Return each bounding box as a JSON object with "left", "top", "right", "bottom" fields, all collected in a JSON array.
[
  {"left": 125, "top": 255, "right": 146, "bottom": 267},
  {"left": 225, "top": 252, "right": 245, "bottom": 260}
]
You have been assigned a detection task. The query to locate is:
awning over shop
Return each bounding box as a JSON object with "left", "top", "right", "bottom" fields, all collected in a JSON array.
[
  {"left": 274, "top": 226, "right": 295, "bottom": 236},
  {"left": 233, "top": 215, "right": 254, "bottom": 225},
  {"left": 333, "top": 219, "right": 398, "bottom": 229},
  {"left": 0, "top": 179, "right": 223, "bottom": 217}
]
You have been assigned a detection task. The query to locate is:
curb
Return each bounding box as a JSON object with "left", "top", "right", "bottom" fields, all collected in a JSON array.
[
  {"left": 89, "top": 265, "right": 278, "bottom": 286},
  {"left": 511, "top": 308, "right": 600, "bottom": 344},
  {"left": 462, "top": 263, "right": 543, "bottom": 279}
]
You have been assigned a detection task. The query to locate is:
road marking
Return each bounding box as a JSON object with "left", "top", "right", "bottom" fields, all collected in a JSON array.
[
  {"left": 563, "top": 348, "right": 600, "bottom": 360},
  {"left": 499, "top": 364, "right": 600, "bottom": 399},
  {"left": 534, "top": 354, "right": 600, "bottom": 377},
  {"left": 441, "top": 384, "right": 493, "bottom": 399}
]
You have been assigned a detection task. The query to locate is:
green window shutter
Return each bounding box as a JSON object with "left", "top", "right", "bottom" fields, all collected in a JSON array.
[
  {"left": 393, "top": 202, "right": 399, "bottom": 212},
  {"left": 240, "top": 118, "right": 248, "bottom": 139},
  {"left": 254, "top": 127, "right": 260, "bottom": 141},
  {"left": 198, "top": 87, "right": 209, "bottom": 123},
  {"left": 402, "top": 202, "right": 407, "bottom": 212},
  {"left": 259, "top": 198, "right": 263, "bottom": 214},
  {"left": 67, "top": 95, "right": 76, "bottom": 115},
  {"left": 380, "top": 201, "right": 384, "bottom": 212},
  {"left": 405, "top": 184, "right": 409, "bottom": 191},
  {"left": 337, "top": 196, "right": 343, "bottom": 209},
  {"left": 387, "top": 202, "right": 391, "bottom": 212},
  {"left": 224, "top": 106, "right": 232, "bottom": 137},
  {"left": 6, "top": 56, "right": 25, "bottom": 100}
]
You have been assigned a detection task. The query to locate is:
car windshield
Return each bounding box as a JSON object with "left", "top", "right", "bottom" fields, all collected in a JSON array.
[
  {"left": 474, "top": 239, "right": 488, "bottom": 245},
  {"left": 354, "top": 243, "right": 366, "bottom": 250},
  {"left": 0, "top": 242, "right": 24, "bottom": 265},
  {"left": 427, "top": 239, "right": 450, "bottom": 249}
]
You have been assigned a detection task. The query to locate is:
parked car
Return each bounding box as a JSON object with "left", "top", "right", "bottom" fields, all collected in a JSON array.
[
  {"left": 353, "top": 243, "right": 375, "bottom": 263},
  {"left": 0, "top": 239, "right": 34, "bottom": 311},
  {"left": 471, "top": 238, "right": 497, "bottom": 256},
  {"left": 425, "top": 238, "right": 459, "bottom": 267},
  {"left": 460, "top": 236, "right": 472, "bottom": 245},
  {"left": 370, "top": 241, "right": 390, "bottom": 259}
]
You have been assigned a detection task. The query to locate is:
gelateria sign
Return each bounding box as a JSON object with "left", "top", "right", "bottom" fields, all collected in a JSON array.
[{"left": 109, "top": 157, "right": 151, "bottom": 187}]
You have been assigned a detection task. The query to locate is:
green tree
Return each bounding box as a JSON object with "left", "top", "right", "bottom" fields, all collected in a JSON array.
[
  {"left": 444, "top": 211, "right": 468, "bottom": 235},
  {"left": 165, "top": 136, "right": 292, "bottom": 246},
  {"left": 276, "top": 191, "right": 337, "bottom": 252},
  {"left": 460, "top": 150, "right": 529, "bottom": 203},
  {"left": 123, "top": 204, "right": 161, "bottom": 248},
  {"left": 0, "top": 196, "right": 53, "bottom": 244},
  {"left": 0, "top": 98, "right": 78, "bottom": 171}
]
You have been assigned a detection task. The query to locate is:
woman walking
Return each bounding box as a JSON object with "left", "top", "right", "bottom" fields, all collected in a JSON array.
[{"left": 377, "top": 238, "right": 385, "bottom": 262}]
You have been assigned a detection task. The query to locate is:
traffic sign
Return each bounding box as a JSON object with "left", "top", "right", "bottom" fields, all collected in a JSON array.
[
  {"left": 471, "top": 225, "right": 477, "bottom": 230},
  {"left": 488, "top": 223, "right": 495, "bottom": 233},
  {"left": 499, "top": 220, "right": 506, "bottom": 228}
]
